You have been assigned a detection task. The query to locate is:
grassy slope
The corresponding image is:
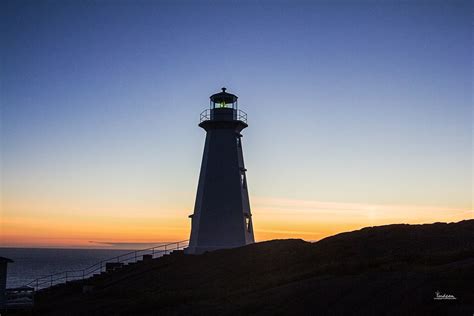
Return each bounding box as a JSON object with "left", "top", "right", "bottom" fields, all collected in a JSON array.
[{"left": 35, "top": 220, "right": 474, "bottom": 315}]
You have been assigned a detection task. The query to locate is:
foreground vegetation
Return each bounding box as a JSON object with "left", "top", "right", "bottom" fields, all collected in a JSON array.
[{"left": 35, "top": 220, "right": 474, "bottom": 315}]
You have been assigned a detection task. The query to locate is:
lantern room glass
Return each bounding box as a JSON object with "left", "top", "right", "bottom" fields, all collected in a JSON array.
[{"left": 210, "top": 100, "right": 238, "bottom": 110}]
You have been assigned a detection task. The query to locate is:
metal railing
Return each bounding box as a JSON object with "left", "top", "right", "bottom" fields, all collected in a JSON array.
[
  {"left": 238, "top": 110, "right": 248, "bottom": 123},
  {"left": 23, "top": 240, "right": 189, "bottom": 291},
  {"left": 200, "top": 109, "right": 211, "bottom": 122},
  {"left": 200, "top": 109, "right": 248, "bottom": 124}
]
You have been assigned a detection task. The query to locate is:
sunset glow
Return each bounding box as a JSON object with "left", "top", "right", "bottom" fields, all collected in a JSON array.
[
  {"left": 2, "top": 194, "right": 471, "bottom": 248},
  {"left": 1, "top": 1, "right": 472, "bottom": 249}
]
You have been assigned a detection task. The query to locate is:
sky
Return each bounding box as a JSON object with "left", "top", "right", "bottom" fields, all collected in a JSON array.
[{"left": 1, "top": 0, "right": 472, "bottom": 248}]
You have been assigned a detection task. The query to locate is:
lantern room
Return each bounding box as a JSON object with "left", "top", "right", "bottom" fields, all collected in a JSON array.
[
  {"left": 200, "top": 87, "right": 247, "bottom": 124},
  {"left": 209, "top": 87, "right": 238, "bottom": 110}
]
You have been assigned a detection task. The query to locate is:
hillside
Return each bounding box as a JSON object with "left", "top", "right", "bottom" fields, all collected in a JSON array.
[{"left": 34, "top": 220, "right": 474, "bottom": 315}]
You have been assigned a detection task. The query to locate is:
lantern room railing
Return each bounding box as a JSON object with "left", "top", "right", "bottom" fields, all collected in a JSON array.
[{"left": 200, "top": 109, "right": 247, "bottom": 124}]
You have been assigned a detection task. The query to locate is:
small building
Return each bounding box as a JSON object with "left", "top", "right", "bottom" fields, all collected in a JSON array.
[{"left": 0, "top": 256, "right": 13, "bottom": 309}]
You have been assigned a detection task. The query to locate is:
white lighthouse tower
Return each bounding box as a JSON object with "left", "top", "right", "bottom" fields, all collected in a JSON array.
[{"left": 185, "top": 88, "right": 255, "bottom": 254}]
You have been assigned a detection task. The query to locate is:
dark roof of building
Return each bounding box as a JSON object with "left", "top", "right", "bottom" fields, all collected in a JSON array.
[
  {"left": 0, "top": 256, "right": 14, "bottom": 263},
  {"left": 210, "top": 87, "right": 238, "bottom": 104}
]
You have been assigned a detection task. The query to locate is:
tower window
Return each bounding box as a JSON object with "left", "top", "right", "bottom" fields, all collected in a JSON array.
[{"left": 245, "top": 216, "right": 251, "bottom": 232}]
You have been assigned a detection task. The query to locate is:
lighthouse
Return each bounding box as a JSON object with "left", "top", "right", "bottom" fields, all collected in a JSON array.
[{"left": 185, "top": 88, "right": 255, "bottom": 254}]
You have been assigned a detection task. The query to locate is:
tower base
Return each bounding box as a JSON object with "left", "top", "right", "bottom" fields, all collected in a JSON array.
[{"left": 184, "top": 244, "right": 246, "bottom": 255}]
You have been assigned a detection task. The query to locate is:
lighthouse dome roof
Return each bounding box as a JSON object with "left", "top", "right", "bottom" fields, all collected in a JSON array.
[{"left": 210, "top": 87, "right": 238, "bottom": 104}]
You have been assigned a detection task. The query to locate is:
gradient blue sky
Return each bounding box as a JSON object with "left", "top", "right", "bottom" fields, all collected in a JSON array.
[{"left": 1, "top": 0, "right": 472, "bottom": 247}]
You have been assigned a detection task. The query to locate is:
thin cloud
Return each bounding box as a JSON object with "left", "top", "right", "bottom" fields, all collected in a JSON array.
[{"left": 88, "top": 241, "right": 171, "bottom": 249}]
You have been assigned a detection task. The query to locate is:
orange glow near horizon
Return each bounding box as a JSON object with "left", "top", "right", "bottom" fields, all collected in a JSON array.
[
  {"left": 1, "top": 195, "right": 472, "bottom": 249},
  {"left": 1, "top": 0, "right": 472, "bottom": 253}
]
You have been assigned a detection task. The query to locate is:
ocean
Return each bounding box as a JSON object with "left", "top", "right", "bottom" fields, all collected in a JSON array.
[{"left": 0, "top": 248, "right": 135, "bottom": 289}]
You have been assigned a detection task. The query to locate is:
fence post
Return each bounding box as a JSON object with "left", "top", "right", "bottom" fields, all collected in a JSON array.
[
  {"left": 177, "top": 241, "right": 180, "bottom": 250},
  {"left": 50, "top": 275, "right": 53, "bottom": 287},
  {"left": 165, "top": 244, "right": 167, "bottom": 255},
  {"left": 66, "top": 272, "right": 68, "bottom": 282},
  {"left": 82, "top": 270, "right": 85, "bottom": 280},
  {"left": 36, "top": 279, "right": 39, "bottom": 291}
]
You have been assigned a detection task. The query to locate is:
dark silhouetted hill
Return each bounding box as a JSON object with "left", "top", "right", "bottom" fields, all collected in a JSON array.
[{"left": 33, "top": 220, "right": 474, "bottom": 315}]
